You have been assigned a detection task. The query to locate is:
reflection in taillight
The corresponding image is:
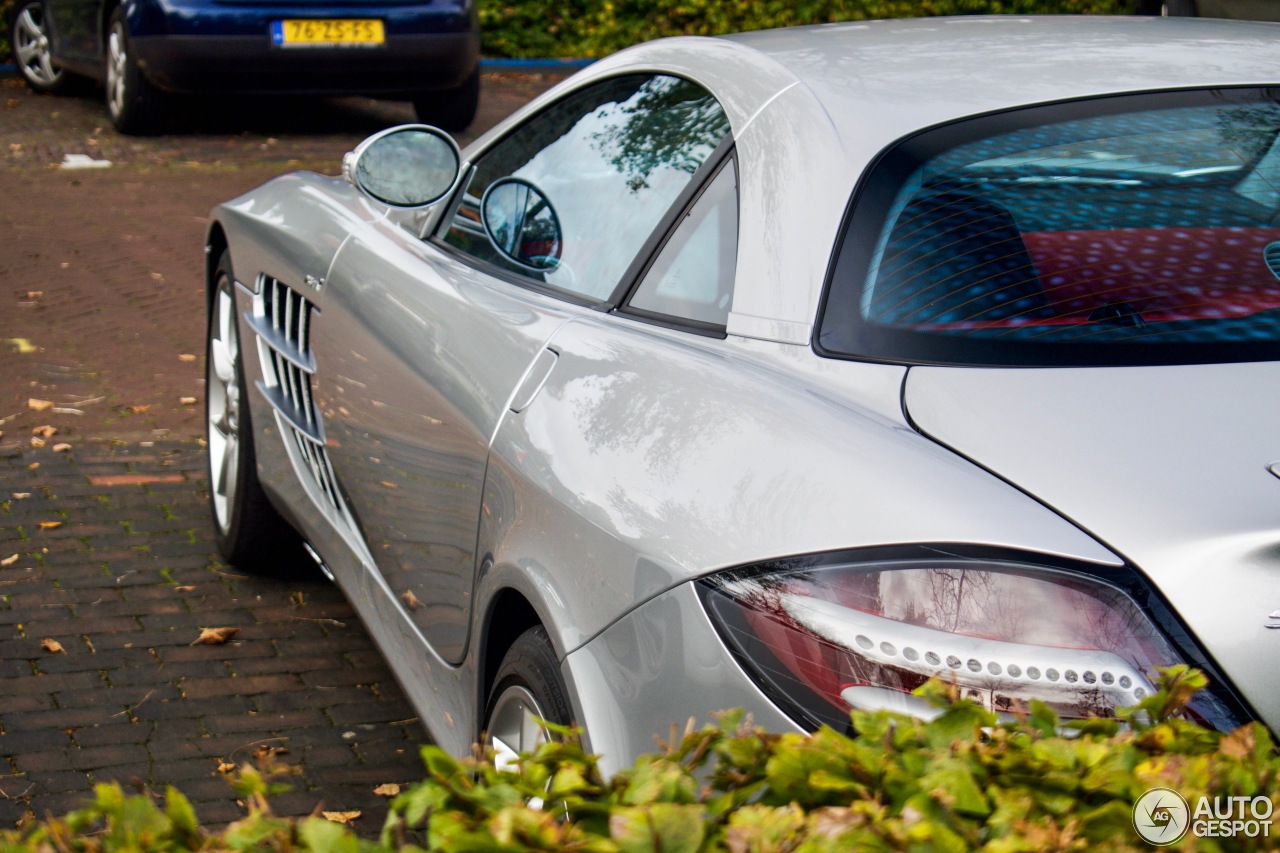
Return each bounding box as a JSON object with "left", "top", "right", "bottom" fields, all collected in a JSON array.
[{"left": 699, "top": 552, "right": 1239, "bottom": 732}]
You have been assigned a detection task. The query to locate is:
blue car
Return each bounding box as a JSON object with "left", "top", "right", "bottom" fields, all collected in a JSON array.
[{"left": 6, "top": 0, "right": 479, "bottom": 134}]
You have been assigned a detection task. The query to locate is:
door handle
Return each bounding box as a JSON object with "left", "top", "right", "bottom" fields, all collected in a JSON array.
[{"left": 509, "top": 348, "right": 558, "bottom": 413}]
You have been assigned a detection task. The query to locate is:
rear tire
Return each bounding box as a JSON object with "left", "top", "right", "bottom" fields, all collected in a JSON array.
[
  {"left": 412, "top": 67, "right": 480, "bottom": 132},
  {"left": 483, "top": 626, "right": 571, "bottom": 770},
  {"left": 105, "top": 7, "right": 166, "bottom": 135},
  {"left": 9, "top": 0, "right": 70, "bottom": 94},
  {"left": 206, "top": 251, "right": 304, "bottom": 575}
]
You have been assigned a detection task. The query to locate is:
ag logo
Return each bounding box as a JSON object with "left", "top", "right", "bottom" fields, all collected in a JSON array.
[{"left": 1133, "top": 787, "right": 1190, "bottom": 845}]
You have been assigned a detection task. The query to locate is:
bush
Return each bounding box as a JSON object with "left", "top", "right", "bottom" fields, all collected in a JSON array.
[
  {"left": 478, "top": 0, "right": 1141, "bottom": 58},
  {"left": 3, "top": 667, "right": 1276, "bottom": 852}
]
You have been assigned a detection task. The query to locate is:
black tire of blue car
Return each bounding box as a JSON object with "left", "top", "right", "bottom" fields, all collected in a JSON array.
[
  {"left": 483, "top": 625, "right": 573, "bottom": 762},
  {"left": 105, "top": 7, "right": 166, "bottom": 135},
  {"left": 412, "top": 66, "right": 480, "bottom": 132},
  {"left": 9, "top": 0, "right": 71, "bottom": 94},
  {"left": 206, "top": 251, "right": 306, "bottom": 575}
]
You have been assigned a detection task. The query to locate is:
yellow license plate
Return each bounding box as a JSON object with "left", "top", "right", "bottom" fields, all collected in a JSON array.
[{"left": 271, "top": 19, "right": 385, "bottom": 46}]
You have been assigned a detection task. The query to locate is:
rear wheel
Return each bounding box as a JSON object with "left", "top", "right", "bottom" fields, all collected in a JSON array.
[
  {"left": 10, "top": 0, "right": 69, "bottom": 93},
  {"left": 105, "top": 7, "right": 165, "bottom": 135},
  {"left": 483, "top": 626, "right": 571, "bottom": 771},
  {"left": 206, "top": 251, "right": 303, "bottom": 574},
  {"left": 412, "top": 67, "right": 480, "bottom": 132}
]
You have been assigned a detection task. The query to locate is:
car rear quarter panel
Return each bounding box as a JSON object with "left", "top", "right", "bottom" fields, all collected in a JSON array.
[{"left": 479, "top": 315, "right": 1123, "bottom": 666}]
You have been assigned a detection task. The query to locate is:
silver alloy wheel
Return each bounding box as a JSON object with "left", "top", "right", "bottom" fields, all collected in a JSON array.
[
  {"left": 207, "top": 284, "right": 242, "bottom": 535},
  {"left": 488, "top": 684, "right": 549, "bottom": 774},
  {"left": 105, "top": 20, "right": 128, "bottom": 119},
  {"left": 13, "top": 4, "right": 62, "bottom": 88}
]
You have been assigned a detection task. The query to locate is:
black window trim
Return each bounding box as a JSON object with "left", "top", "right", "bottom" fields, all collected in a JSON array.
[
  {"left": 426, "top": 71, "right": 736, "bottom": 314},
  {"left": 609, "top": 137, "right": 738, "bottom": 338},
  {"left": 812, "top": 84, "right": 1280, "bottom": 369}
]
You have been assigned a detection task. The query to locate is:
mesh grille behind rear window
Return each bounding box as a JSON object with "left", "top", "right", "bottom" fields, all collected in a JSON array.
[{"left": 818, "top": 88, "right": 1280, "bottom": 367}]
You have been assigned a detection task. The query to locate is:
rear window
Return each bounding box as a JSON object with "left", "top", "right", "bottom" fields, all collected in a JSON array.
[{"left": 816, "top": 88, "right": 1280, "bottom": 366}]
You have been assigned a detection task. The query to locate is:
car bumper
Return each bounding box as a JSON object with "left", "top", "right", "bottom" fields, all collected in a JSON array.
[
  {"left": 561, "top": 580, "right": 802, "bottom": 776},
  {"left": 132, "top": 31, "right": 476, "bottom": 94}
]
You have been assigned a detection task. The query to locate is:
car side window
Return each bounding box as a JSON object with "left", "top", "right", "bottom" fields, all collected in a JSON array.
[
  {"left": 625, "top": 157, "right": 737, "bottom": 329},
  {"left": 440, "top": 74, "right": 731, "bottom": 303}
]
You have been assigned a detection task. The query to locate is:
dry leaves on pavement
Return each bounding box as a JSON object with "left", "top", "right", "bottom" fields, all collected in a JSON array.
[
  {"left": 41, "top": 639, "right": 64, "bottom": 653},
  {"left": 373, "top": 783, "right": 401, "bottom": 797},
  {"left": 27, "top": 398, "right": 54, "bottom": 412},
  {"left": 322, "top": 811, "right": 361, "bottom": 824},
  {"left": 191, "top": 627, "right": 239, "bottom": 646},
  {"left": 37, "top": 520, "right": 62, "bottom": 530}
]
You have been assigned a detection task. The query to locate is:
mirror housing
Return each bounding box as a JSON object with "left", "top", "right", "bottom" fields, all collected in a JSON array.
[
  {"left": 480, "top": 177, "right": 563, "bottom": 271},
  {"left": 344, "top": 124, "right": 461, "bottom": 208}
]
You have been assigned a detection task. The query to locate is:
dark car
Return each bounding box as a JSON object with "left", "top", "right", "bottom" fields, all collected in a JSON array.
[{"left": 6, "top": 0, "right": 479, "bottom": 134}]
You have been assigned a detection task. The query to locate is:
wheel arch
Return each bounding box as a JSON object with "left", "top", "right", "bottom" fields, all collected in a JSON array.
[
  {"left": 477, "top": 588, "right": 543, "bottom": 727},
  {"left": 205, "top": 222, "right": 229, "bottom": 313}
]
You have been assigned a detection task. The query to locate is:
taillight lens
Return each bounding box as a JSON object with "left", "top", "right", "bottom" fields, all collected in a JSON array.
[{"left": 698, "top": 548, "right": 1243, "bottom": 732}]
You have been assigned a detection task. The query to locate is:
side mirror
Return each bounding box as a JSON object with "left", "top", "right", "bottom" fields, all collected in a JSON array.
[
  {"left": 480, "top": 177, "right": 563, "bottom": 271},
  {"left": 344, "top": 124, "right": 461, "bottom": 208}
]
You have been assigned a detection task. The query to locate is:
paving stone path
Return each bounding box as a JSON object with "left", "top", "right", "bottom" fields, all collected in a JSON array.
[{"left": 0, "top": 71, "right": 562, "bottom": 833}]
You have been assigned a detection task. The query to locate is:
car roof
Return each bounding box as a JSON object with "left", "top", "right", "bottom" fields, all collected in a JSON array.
[
  {"left": 721, "top": 15, "right": 1280, "bottom": 153},
  {"left": 471, "top": 16, "right": 1280, "bottom": 345}
]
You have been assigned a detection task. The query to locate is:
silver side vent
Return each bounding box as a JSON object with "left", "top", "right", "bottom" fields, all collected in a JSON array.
[
  {"left": 248, "top": 276, "right": 343, "bottom": 516},
  {"left": 1265, "top": 242, "right": 1280, "bottom": 281}
]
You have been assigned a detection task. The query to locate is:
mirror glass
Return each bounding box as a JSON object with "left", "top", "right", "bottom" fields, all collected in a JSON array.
[
  {"left": 480, "top": 178, "right": 563, "bottom": 271},
  {"left": 353, "top": 127, "right": 460, "bottom": 207}
]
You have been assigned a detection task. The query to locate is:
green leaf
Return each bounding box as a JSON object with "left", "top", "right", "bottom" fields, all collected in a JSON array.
[
  {"left": 299, "top": 816, "right": 360, "bottom": 853},
  {"left": 608, "top": 804, "right": 706, "bottom": 853}
]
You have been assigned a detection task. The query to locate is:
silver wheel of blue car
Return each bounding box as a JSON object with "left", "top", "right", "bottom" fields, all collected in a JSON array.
[
  {"left": 10, "top": 1, "right": 67, "bottom": 93},
  {"left": 205, "top": 251, "right": 304, "bottom": 574},
  {"left": 104, "top": 7, "right": 164, "bottom": 135}
]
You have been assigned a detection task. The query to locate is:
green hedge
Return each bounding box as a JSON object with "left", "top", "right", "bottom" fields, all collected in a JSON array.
[
  {"left": 478, "top": 0, "right": 1139, "bottom": 59},
  {"left": 4, "top": 668, "right": 1277, "bottom": 852}
]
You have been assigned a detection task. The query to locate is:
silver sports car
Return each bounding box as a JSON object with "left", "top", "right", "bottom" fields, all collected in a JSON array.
[{"left": 205, "top": 15, "right": 1280, "bottom": 771}]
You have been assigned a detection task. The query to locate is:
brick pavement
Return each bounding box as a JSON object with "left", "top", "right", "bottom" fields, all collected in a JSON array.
[
  {"left": 0, "top": 71, "right": 563, "bottom": 832},
  {"left": 0, "top": 442, "right": 427, "bottom": 829}
]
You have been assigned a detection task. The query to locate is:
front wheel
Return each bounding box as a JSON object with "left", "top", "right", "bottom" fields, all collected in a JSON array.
[
  {"left": 105, "top": 7, "right": 165, "bottom": 135},
  {"left": 206, "top": 251, "right": 303, "bottom": 574},
  {"left": 412, "top": 67, "right": 480, "bottom": 132},
  {"left": 9, "top": 0, "right": 69, "bottom": 93},
  {"left": 483, "top": 625, "right": 572, "bottom": 772}
]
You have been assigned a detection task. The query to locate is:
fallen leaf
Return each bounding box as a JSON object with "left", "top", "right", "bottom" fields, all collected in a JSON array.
[
  {"left": 217, "top": 761, "right": 236, "bottom": 774},
  {"left": 150, "top": 273, "right": 164, "bottom": 282},
  {"left": 27, "top": 398, "right": 53, "bottom": 412},
  {"left": 373, "top": 783, "right": 401, "bottom": 797},
  {"left": 25, "top": 291, "right": 42, "bottom": 300},
  {"left": 322, "top": 811, "right": 361, "bottom": 824},
  {"left": 51, "top": 407, "right": 84, "bottom": 416},
  {"left": 380, "top": 481, "right": 398, "bottom": 489},
  {"left": 30, "top": 437, "right": 45, "bottom": 449},
  {"left": 400, "top": 590, "right": 421, "bottom": 611},
  {"left": 0, "top": 554, "right": 17, "bottom": 566},
  {"left": 32, "top": 425, "right": 57, "bottom": 438},
  {"left": 174, "top": 585, "right": 195, "bottom": 592},
  {"left": 6, "top": 339, "right": 37, "bottom": 354},
  {"left": 179, "top": 397, "right": 197, "bottom": 405},
  {"left": 126, "top": 405, "right": 151, "bottom": 414},
  {"left": 52, "top": 443, "right": 71, "bottom": 453},
  {"left": 252, "top": 744, "right": 289, "bottom": 760},
  {"left": 178, "top": 354, "right": 197, "bottom": 362},
  {"left": 190, "top": 627, "right": 239, "bottom": 646},
  {"left": 12, "top": 493, "right": 31, "bottom": 499},
  {"left": 38, "top": 520, "right": 61, "bottom": 530},
  {"left": 41, "top": 638, "right": 64, "bottom": 653},
  {"left": 26, "top": 463, "right": 38, "bottom": 470}
]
